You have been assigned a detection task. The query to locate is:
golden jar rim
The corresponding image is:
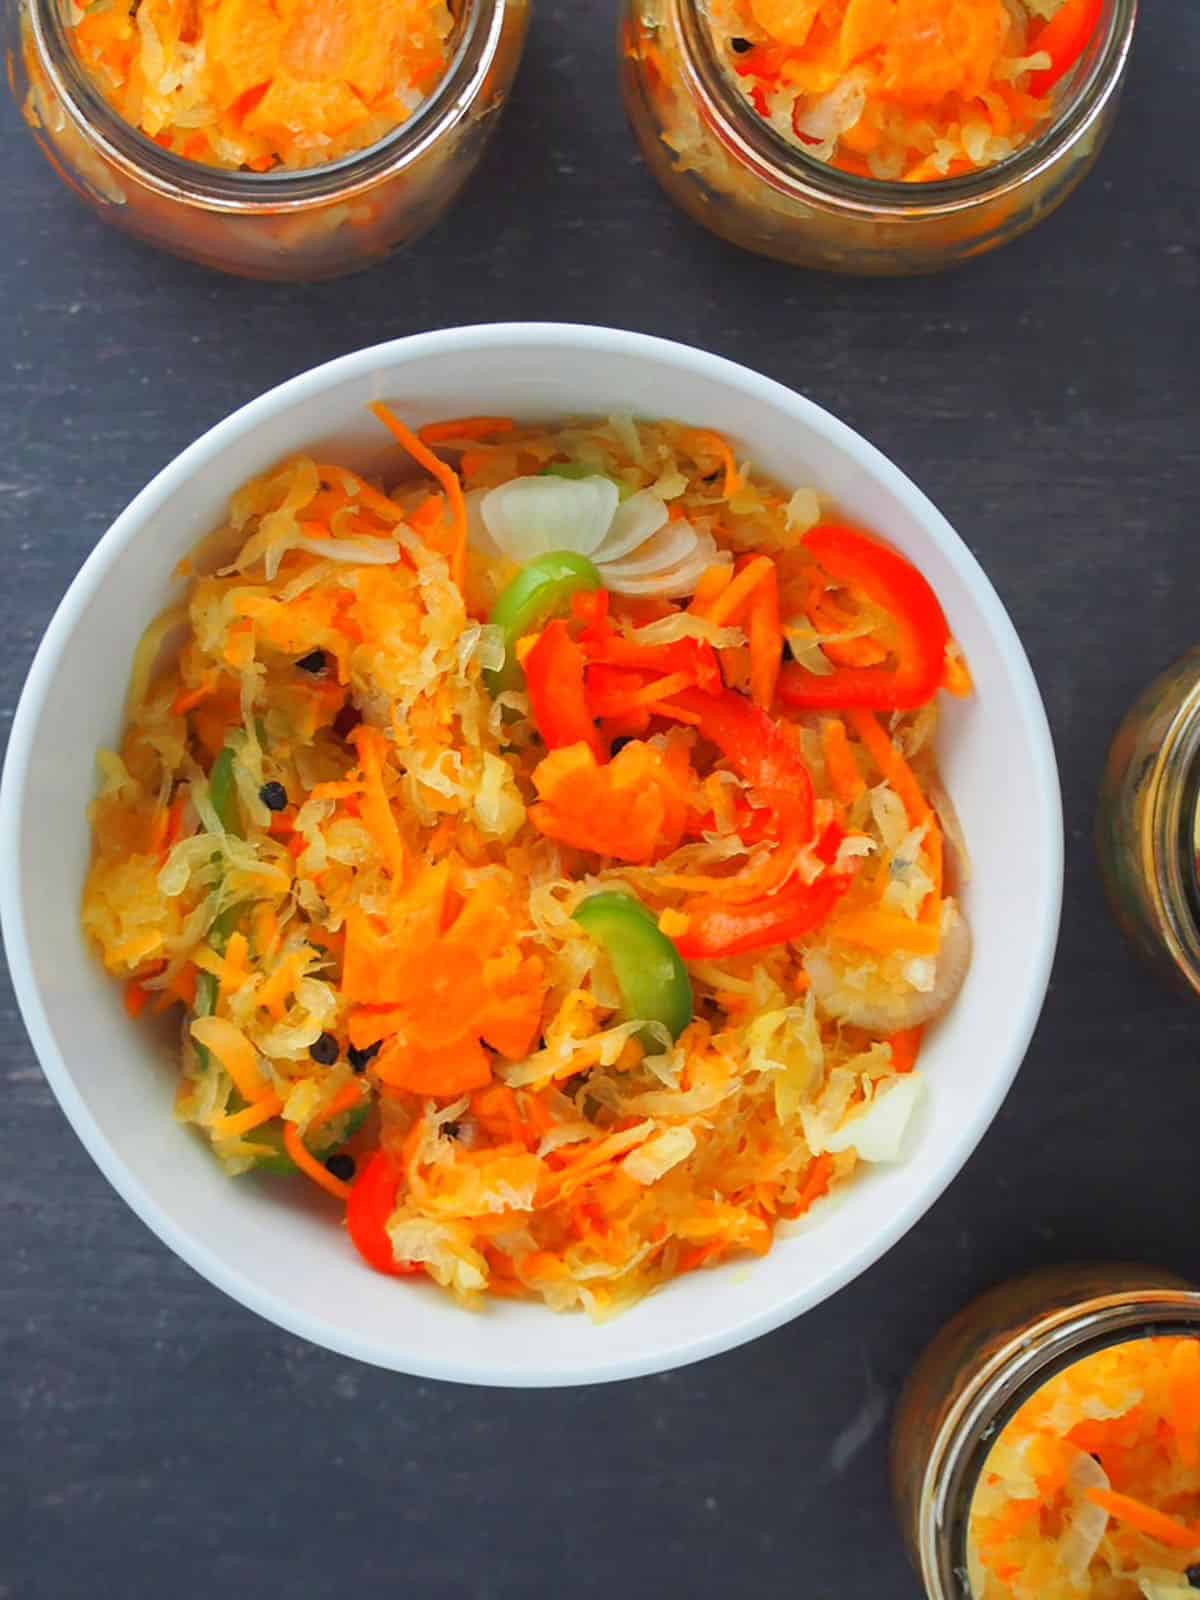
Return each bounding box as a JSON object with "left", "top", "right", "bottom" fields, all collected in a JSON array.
[{"left": 24, "top": 0, "right": 513, "bottom": 214}]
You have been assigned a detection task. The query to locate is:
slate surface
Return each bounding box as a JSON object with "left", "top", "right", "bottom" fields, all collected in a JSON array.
[{"left": 2, "top": 4, "right": 1198, "bottom": 1596}]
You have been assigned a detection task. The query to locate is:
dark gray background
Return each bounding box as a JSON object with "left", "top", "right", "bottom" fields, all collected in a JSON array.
[{"left": 2, "top": 4, "right": 1197, "bottom": 1597}]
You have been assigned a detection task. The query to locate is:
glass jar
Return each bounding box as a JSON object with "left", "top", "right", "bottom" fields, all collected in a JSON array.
[
  {"left": 891, "top": 1265, "right": 1200, "bottom": 1598},
  {"left": 1096, "top": 650, "right": 1200, "bottom": 998},
  {"left": 618, "top": 0, "right": 1138, "bottom": 275},
  {"left": 8, "top": 0, "right": 530, "bottom": 281}
]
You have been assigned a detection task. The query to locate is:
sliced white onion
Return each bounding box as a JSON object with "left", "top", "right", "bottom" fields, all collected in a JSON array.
[
  {"left": 606, "top": 549, "right": 725, "bottom": 598},
  {"left": 481, "top": 475, "right": 619, "bottom": 562},
  {"left": 825, "top": 1073, "right": 922, "bottom": 1163},
  {"left": 599, "top": 522, "right": 702, "bottom": 582},
  {"left": 1059, "top": 1450, "right": 1110, "bottom": 1589},
  {"left": 464, "top": 488, "right": 503, "bottom": 559},
  {"left": 930, "top": 774, "right": 973, "bottom": 890},
  {"left": 603, "top": 530, "right": 729, "bottom": 598},
  {"left": 806, "top": 902, "right": 971, "bottom": 1032},
  {"left": 591, "top": 489, "right": 670, "bottom": 562}
]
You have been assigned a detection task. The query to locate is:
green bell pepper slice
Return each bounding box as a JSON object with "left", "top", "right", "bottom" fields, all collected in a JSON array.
[
  {"left": 485, "top": 551, "right": 603, "bottom": 695},
  {"left": 541, "top": 464, "right": 632, "bottom": 501},
  {"left": 245, "top": 1100, "right": 370, "bottom": 1177},
  {"left": 208, "top": 746, "right": 242, "bottom": 837},
  {"left": 191, "top": 901, "right": 247, "bottom": 1072},
  {"left": 574, "top": 892, "right": 693, "bottom": 1048}
]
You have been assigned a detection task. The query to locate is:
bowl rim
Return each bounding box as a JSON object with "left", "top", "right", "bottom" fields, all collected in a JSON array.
[{"left": 0, "top": 322, "right": 1064, "bottom": 1386}]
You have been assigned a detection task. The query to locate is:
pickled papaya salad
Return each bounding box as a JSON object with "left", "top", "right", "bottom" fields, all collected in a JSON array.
[
  {"left": 67, "top": 0, "right": 456, "bottom": 170},
  {"left": 705, "top": 0, "right": 1103, "bottom": 181},
  {"left": 83, "top": 408, "right": 972, "bottom": 1315},
  {"left": 969, "top": 1337, "right": 1200, "bottom": 1600}
]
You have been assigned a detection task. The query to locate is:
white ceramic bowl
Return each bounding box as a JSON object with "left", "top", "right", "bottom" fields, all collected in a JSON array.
[{"left": 0, "top": 325, "right": 1062, "bottom": 1386}]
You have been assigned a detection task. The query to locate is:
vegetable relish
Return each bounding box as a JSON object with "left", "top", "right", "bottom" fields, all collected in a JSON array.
[
  {"left": 68, "top": 0, "right": 456, "bottom": 171},
  {"left": 969, "top": 1337, "right": 1200, "bottom": 1600},
  {"left": 705, "top": 0, "right": 1103, "bottom": 182},
  {"left": 83, "top": 407, "right": 972, "bottom": 1315}
]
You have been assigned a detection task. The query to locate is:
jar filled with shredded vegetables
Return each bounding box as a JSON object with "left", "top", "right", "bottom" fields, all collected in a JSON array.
[
  {"left": 619, "top": 0, "right": 1137, "bottom": 273},
  {"left": 8, "top": 0, "right": 529, "bottom": 279},
  {"left": 891, "top": 1267, "right": 1200, "bottom": 1600}
]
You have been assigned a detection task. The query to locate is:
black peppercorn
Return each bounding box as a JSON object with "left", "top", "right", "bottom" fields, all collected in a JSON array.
[
  {"left": 258, "top": 780, "right": 288, "bottom": 812},
  {"left": 310, "top": 1032, "right": 339, "bottom": 1066},
  {"left": 730, "top": 35, "right": 753, "bottom": 53},
  {"left": 325, "top": 1152, "right": 356, "bottom": 1182},
  {"left": 296, "top": 649, "right": 327, "bottom": 674},
  {"left": 1186, "top": 1566, "right": 1200, "bottom": 1590},
  {"left": 347, "top": 1040, "right": 381, "bottom": 1073}
]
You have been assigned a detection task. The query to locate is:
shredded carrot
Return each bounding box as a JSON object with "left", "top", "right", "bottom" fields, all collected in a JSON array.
[
  {"left": 689, "top": 564, "right": 734, "bottom": 616},
  {"left": 706, "top": 556, "right": 775, "bottom": 628},
  {"left": 1085, "top": 1488, "right": 1200, "bottom": 1551},
  {"left": 210, "top": 1094, "right": 284, "bottom": 1140},
  {"left": 846, "top": 708, "right": 931, "bottom": 826},
  {"left": 189, "top": 1016, "right": 272, "bottom": 1105},
  {"left": 283, "top": 1121, "right": 352, "bottom": 1201},
  {"left": 828, "top": 907, "right": 941, "bottom": 957},
  {"left": 822, "top": 718, "right": 865, "bottom": 806},
  {"left": 888, "top": 1027, "right": 923, "bottom": 1074},
  {"left": 171, "top": 673, "right": 219, "bottom": 717},
  {"left": 308, "top": 1080, "right": 367, "bottom": 1138},
  {"left": 748, "top": 563, "right": 782, "bottom": 709},
  {"left": 792, "top": 1152, "right": 833, "bottom": 1215},
  {"left": 417, "top": 416, "right": 515, "bottom": 445},
  {"left": 375, "top": 1034, "right": 493, "bottom": 1097},
  {"left": 691, "top": 429, "right": 742, "bottom": 499},
  {"left": 167, "top": 962, "right": 198, "bottom": 1010},
  {"left": 253, "top": 905, "right": 280, "bottom": 961},
  {"left": 943, "top": 648, "right": 974, "bottom": 698},
  {"left": 370, "top": 403, "right": 468, "bottom": 594},
  {"left": 350, "top": 724, "right": 406, "bottom": 883},
  {"left": 194, "top": 931, "right": 253, "bottom": 995},
  {"left": 123, "top": 979, "right": 149, "bottom": 1019}
]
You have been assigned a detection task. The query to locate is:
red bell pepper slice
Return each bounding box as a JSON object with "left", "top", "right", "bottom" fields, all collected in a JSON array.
[
  {"left": 585, "top": 634, "right": 721, "bottom": 694},
  {"left": 524, "top": 620, "right": 605, "bottom": 761},
  {"left": 813, "top": 818, "right": 846, "bottom": 866},
  {"left": 673, "top": 873, "right": 850, "bottom": 959},
  {"left": 570, "top": 588, "right": 610, "bottom": 631},
  {"left": 663, "top": 686, "right": 813, "bottom": 833},
  {"left": 1028, "top": 0, "right": 1104, "bottom": 97},
  {"left": 777, "top": 525, "right": 948, "bottom": 712},
  {"left": 573, "top": 592, "right": 723, "bottom": 695},
  {"left": 346, "top": 1153, "right": 420, "bottom": 1277}
]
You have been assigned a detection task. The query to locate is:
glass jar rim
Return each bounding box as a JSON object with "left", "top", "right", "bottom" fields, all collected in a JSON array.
[
  {"left": 1141, "top": 659, "right": 1200, "bottom": 990},
  {"left": 917, "top": 1286, "right": 1200, "bottom": 1599},
  {"left": 671, "top": 0, "right": 1139, "bottom": 215},
  {"left": 26, "top": 0, "right": 508, "bottom": 211}
]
